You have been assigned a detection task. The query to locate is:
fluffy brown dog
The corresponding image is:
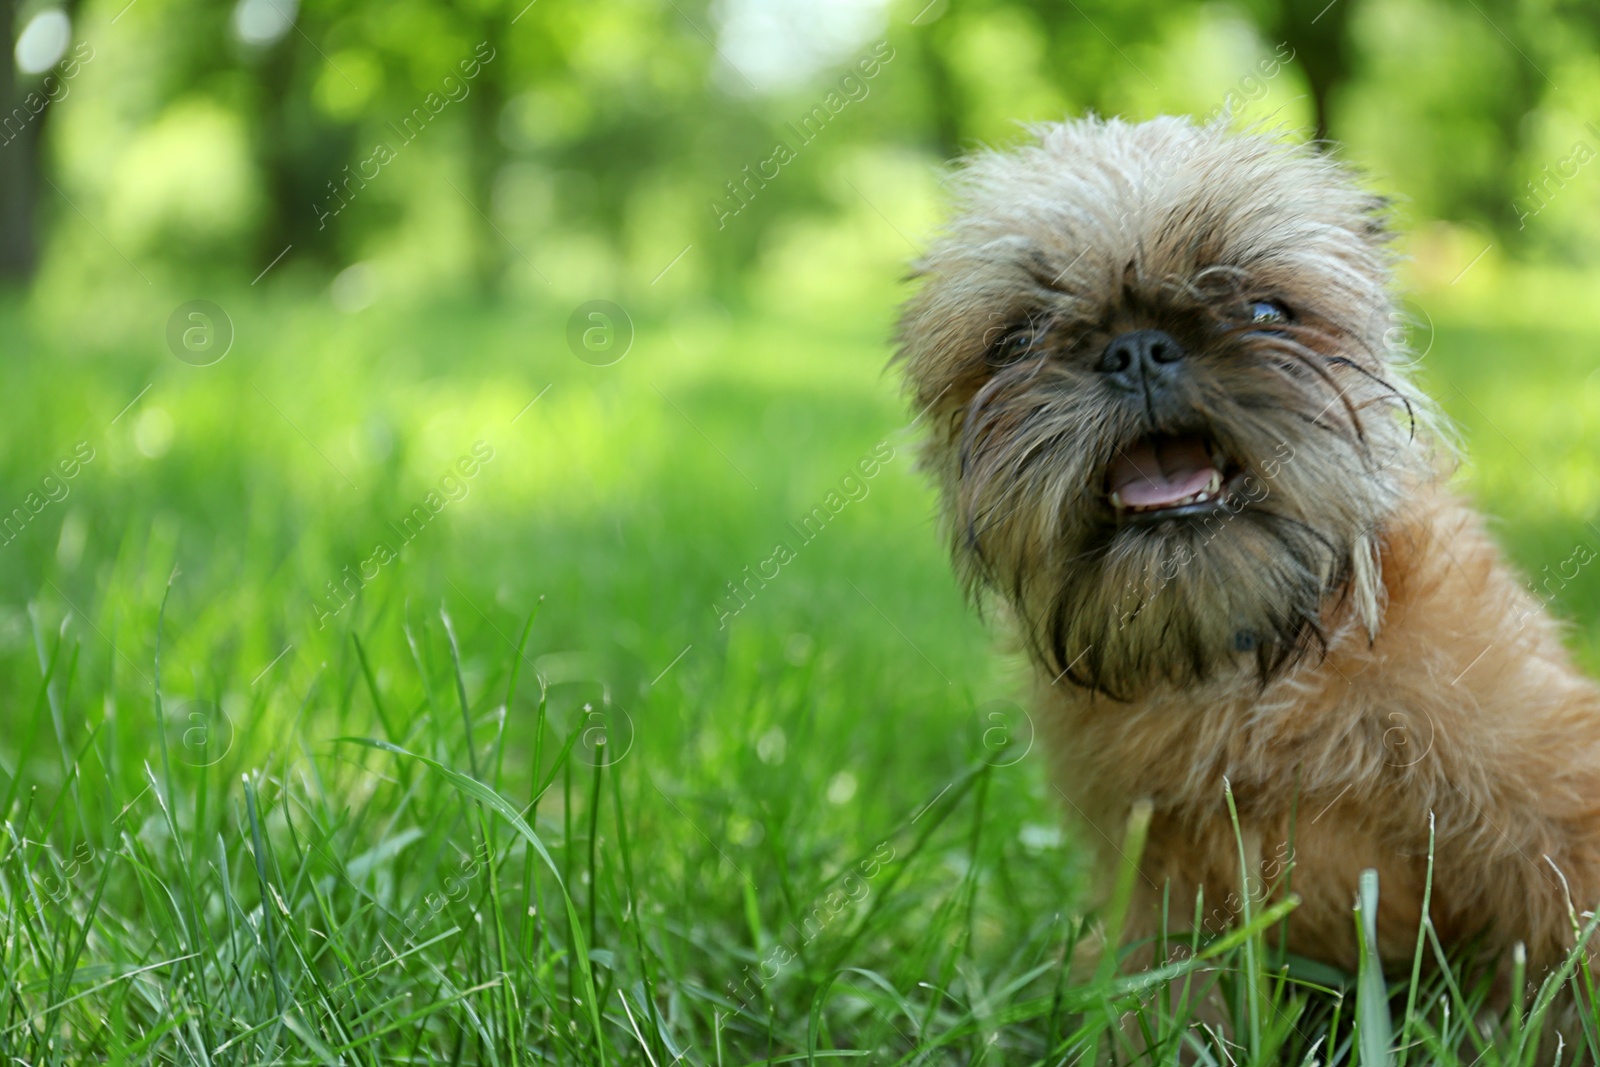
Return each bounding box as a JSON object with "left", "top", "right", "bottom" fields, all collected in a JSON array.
[{"left": 896, "top": 115, "right": 1600, "bottom": 982}]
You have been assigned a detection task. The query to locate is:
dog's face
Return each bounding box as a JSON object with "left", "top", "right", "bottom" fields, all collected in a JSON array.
[{"left": 898, "top": 118, "right": 1439, "bottom": 699}]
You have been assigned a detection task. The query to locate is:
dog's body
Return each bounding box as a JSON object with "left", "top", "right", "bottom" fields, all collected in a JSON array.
[
  {"left": 896, "top": 116, "right": 1600, "bottom": 980},
  {"left": 1046, "top": 479, "right": 1600, "bottom": 974}
]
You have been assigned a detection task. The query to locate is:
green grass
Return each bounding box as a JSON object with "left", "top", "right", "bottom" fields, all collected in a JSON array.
[{"left": 1, "top": 265, "right": 1599, "bottom": 1063}]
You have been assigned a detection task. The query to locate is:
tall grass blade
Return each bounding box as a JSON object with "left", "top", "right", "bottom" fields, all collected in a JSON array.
[{"left": 1355, "top": 868, "right": 1394, "bottom": 1067}]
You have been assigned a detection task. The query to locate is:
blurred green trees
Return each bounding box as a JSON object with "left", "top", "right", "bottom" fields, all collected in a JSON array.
[{"left": 1, "top": 0, "right": 1598, "bottom": 300}]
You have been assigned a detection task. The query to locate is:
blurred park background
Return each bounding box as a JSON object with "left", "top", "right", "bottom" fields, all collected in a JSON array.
[{"left": 2, "top": 0, "right": 1600, "bottom": 1060}]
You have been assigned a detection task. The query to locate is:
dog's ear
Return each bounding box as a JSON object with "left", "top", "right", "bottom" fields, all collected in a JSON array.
[{"left": 1350, "top": 530, "right": 1386, "bottom": 641}]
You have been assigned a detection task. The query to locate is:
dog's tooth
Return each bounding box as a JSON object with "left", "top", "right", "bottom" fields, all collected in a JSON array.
[
  {"left": 1110, "top": 491, "right": 1124, "bottom": 510},
  {"left": 1206, "top": 470, "right": 1222, "bottom": 495}
]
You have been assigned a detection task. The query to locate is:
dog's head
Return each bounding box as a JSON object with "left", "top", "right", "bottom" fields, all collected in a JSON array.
[{"left": 896, "top": 116, "right": 1442, "bottom": 699}]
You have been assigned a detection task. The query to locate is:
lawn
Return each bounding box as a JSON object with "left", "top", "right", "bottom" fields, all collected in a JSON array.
[{"left": 1, "top": 251, "right": 1598, "bottom": 1063}]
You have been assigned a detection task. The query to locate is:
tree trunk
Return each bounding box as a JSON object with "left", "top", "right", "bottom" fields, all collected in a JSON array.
[
  {"left": 1274, "top": 0, "right": 1354, "bottom": 144},
  {"left": 467, "top": 22, "right": 508, "bottom": 292},
  {"left": 252, "top": 19, "right": 351, "bottom": 271},
  {"left": 0, "top": 0, "right": 38, "bottom": 283},
  {"left": 916, "top": 24, "right": 963, "bottom": 163}
]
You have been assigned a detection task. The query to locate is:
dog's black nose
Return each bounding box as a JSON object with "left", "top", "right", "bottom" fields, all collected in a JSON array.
[{"left": 1097, "top": 329, "right": 1186, "bottom": 392}]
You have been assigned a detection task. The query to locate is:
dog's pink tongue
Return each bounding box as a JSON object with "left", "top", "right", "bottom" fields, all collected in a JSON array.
[{"left": 1108, "top": 437, "right": 1217, "bottom": 508}]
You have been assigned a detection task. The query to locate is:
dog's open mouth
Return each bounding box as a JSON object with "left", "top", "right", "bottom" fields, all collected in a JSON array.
[{"left": 1106, "top": 433, "right": 1244, "bottom": 523}]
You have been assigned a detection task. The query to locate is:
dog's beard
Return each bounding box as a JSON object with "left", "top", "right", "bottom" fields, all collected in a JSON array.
[{"left": 948, "top": 320, "right": 1418, "bottom": 701}]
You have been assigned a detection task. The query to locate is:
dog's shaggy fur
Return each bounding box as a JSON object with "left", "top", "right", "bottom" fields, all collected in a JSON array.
[{"left": 896, "top": 116, "right": 1600, "bottom": 980}]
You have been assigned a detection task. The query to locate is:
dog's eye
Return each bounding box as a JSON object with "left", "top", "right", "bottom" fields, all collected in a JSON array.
[
  {"left": 1248, "top": 300, "right": 1291, "bottom": 326},
  {"left": 986, "top": 323, "right": 1041, "bottom": 367}
]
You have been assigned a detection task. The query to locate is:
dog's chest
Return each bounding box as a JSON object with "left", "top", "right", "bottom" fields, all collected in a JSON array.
[{"left": 1138, "top": 802, "right": 1431, "bottom": 970}]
